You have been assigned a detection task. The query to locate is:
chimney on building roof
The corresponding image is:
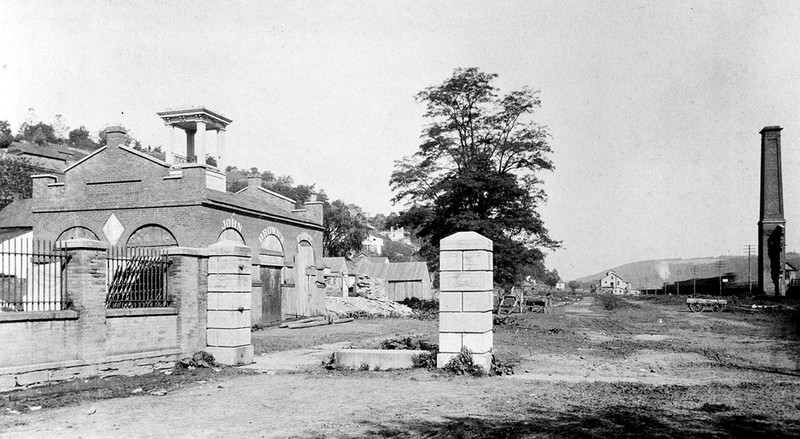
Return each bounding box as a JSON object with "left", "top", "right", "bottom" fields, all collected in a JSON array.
[
  {"left": 247, "top": 176, "right": 261, "bottom": 189},
  {"left": 105, "top": 126, "right": 127, "bottom": 148}
]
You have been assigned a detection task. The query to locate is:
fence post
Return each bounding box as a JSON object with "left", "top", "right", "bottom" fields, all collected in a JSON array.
[
  {"left": 57, "top": 239, "right": 109, "bottom": 362},
  {"left": 166, "top": 247, "right": 208, "bottom": 356},
  {"left": 206, "top": 242, "right": 253, "bottom": 365},
  {"left": 437, "top": 232, "right": 494, "bottom": 372}
]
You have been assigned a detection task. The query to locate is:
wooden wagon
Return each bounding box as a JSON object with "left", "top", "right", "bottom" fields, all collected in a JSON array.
[{"left": 686, "top": 298, "right": 727, "bottom": 313}]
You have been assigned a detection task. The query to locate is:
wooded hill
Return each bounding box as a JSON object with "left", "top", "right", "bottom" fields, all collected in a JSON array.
[{"left": 574, "top": 252, "right": 800, "bottom": 290}]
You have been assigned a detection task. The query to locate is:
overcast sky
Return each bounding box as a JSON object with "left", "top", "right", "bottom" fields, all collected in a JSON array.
[{"left": 2, "top": 1, "right": 800, "bottom": 280}]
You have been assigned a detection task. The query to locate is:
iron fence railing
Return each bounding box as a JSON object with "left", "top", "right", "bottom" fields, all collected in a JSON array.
[
  {"left": 0, "top": 238, "right": 69, "bottom": 312},
  {"left": 106, "top": 247, "right": 171, "bottom": 308}
]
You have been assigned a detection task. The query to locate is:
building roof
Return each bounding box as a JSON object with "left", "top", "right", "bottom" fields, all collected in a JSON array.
[
  {"left": 322, "top": 257, "right": 349, "bottom": 274},
  {"left": 7, "top": 142, "right": 86, "bottom": 162},
  {"left": 358, "top": 260, "right": 430, "bottom": 282},
  {"left": 0, "top": 199, "right": 33, "bottom": 229}
]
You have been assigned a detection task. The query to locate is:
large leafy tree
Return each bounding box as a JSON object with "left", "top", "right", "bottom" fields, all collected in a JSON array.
[
  {"left": 323, "top": 200, "right": 368, "bottom": 257},
  {"left": 0, "top": 157, "right": 35, "bottom": 207},
  {"left": 390, "top": 67, "right": 559, "bottom": 286},
  {"left": 0, "top": 121, "right": 14, "bottom": 148}
]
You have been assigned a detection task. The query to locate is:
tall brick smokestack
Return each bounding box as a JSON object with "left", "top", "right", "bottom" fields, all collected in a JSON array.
[
  {"left": 104, "top": 126, "right": 127, "bottom": 148},
  {"left": 758, "top": 126, "right": 785, "bottom": 296}
]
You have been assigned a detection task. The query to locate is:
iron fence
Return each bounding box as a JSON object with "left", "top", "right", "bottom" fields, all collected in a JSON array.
[
  {"left": 106, "top": 247, "right": 171, "bottom": 308},
  {"left": 0, "top": 238, "right": 69, "bottom": 312}
]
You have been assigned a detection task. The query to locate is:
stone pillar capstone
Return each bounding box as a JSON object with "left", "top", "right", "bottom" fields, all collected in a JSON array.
[
  {"left": 437, "top": 231, "right": 493, "bottom": 372},
  {"left": 206, "top": 242, "right": 254, "bottom": 365}
]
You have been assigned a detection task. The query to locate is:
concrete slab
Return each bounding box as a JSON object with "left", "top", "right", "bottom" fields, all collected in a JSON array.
[
  {"left": 333, "top": 349, "right": 429, "bottom": 371},
  {"left": 241, "top": 342, "right": 352, "bottom": 373}
]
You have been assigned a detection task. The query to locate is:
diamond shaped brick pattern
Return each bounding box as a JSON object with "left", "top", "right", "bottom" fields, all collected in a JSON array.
[{"left": 102, "top": 213, "right": 124, "bottom": 245}]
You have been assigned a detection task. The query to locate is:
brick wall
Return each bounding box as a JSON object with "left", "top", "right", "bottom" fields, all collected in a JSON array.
[{"left": 106, "top": 314, "right": 178, "bottom": 356}]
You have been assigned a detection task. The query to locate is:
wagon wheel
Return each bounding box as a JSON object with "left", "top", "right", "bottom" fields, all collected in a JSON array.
[
  {"left": 712, "top": 303, "right": 724, "bottom": 313},
  {"left": 688, "top": 303, "right": 703, "bottom": 313}
]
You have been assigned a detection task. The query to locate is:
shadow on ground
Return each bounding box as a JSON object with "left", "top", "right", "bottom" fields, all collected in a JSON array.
[{"left": 314, "top": 405, "right": 800, "bottom": 439}]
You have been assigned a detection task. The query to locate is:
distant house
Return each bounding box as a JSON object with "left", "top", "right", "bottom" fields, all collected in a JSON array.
[
  {"left": 555, "top": 281, "right": 565, "bottom": 291},
  {"left": 599, "top": 270, "right": 631, "bottom": 295},
  {"left": 357, "top": 260, "right": 432, "bottom": 301},
  {"left": 362, "top": 232, "right": 385, "bottom": 255}
]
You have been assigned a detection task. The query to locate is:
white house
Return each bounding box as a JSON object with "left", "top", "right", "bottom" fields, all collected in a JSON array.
[{"left": 599, "top": 270, "right": 631, "bottom": 295}]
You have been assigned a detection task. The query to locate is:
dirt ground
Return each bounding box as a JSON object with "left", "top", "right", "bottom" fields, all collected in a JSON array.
[{"left": 1, "top": 294, "right": 799, "bottom": 438}]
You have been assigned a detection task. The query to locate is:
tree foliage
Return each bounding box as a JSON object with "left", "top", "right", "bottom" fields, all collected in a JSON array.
[
  {"left": 391, "top": 67, "right": 559, "bottom": 286},
  {"left": 0, "top": 121, "right": 14, "bottom": 148},
  {"left": 18, "top": 122, "right": 58, "bottom": 146},
  {"left": 323, "top": 200, "right": 368, "bottom": 257},
  {"left": 67, "top": 126, "right": 100, "bottom": 150},
  {"left": 0, "top": 157, "right": 35, "bottom": 203}
]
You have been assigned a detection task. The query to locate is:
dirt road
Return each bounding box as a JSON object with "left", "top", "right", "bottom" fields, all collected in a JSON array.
[{"left": 1, "top": 295, "right": 798, "bottom": 438}]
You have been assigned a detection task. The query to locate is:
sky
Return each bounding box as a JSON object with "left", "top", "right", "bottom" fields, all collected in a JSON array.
[{"left": 2, "top": 1, "right": 800, "bottom": 280}]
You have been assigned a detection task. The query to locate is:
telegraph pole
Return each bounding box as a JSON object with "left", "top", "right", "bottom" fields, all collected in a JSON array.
[
  {"left": 675, "top": 268, "right": 680, "bottom": 295},
  {"left": 744, "top": 244, "right": 755, "bottom": 296},
  {"left": 692, "top": 264, "right": 697, "bottom": 296},
  {"left": 716, "top": 260, "right": 725, "bottom": 296}
]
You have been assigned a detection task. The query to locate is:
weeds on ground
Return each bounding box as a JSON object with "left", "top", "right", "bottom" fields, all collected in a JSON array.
[
  {"left": 412, "top": 351, "right": 437, "bottom": 369},
  {"left": 380, "top": 336, "right": 437, "bottom": 351},
  {"left": 598, "top": 294, "right": 641, "bottom": 311},
  {"left": 400, "top": 298, "right": 439, "bottom": 320},
  {"left": 442, "top": 347, "right": 487, "bottom": 377}
]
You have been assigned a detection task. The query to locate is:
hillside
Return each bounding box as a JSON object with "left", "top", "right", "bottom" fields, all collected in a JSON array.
[{"left": 574, "top": 253, "right": 800, "bottom": 290}]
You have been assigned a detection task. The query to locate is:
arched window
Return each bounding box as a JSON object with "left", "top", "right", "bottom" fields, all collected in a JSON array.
[
  {"left": 260, "top": 234, "right": 283, "bottom": 255},
  {"left": 126, "top": 225, "right": 178, "bottom": 249},
  {"left": 218, "top": 228, "right": 245, "bottom": 245},
  {"left": 57, "top": 227, "right": 99, "bottom": 241}
]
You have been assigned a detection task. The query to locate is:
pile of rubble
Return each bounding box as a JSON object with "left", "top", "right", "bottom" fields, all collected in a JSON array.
[
  {"left": 326, "top": 296, "right": 413, "bottom": 318},
  {"left": 354, "top": 275, "right": 388, "bottom": 301}
]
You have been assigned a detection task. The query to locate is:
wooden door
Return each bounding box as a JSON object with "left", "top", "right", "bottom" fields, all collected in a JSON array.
[
  {"left": 296, "top": 242, "right": 314, "bottom": 316},
  {"left": 261, "top": 266, "right": 282, "bottom": 325}
]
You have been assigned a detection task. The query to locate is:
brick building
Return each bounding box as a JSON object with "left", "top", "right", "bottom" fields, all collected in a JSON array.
[{"left": 10, "top": 108, "right": 326, "bottom": 323}]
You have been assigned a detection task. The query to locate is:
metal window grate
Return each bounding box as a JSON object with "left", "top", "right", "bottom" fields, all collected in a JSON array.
[
  {"left": 106, "top": 246, "right": 171, "bottom": 308},
  {"left": 0, "top": 238, "right": 69, "bottom": 312}
]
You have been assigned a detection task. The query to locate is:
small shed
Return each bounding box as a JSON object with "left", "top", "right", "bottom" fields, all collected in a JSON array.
[{"left": 358, "top": 261, "right": 432, "bottom": 301}]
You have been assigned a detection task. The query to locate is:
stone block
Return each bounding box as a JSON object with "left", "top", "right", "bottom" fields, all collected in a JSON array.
[
  {"left": 462, "top": 250, "right": 492, "bottom": 271},
  {"left": 207, "top": 310, "right": 251, "bottom": 328},
  {"left": 208, "top": 256, "right": 249, "bottom": 274},
  {"left": 439, "top": 311, "right": 492, "bottom": 333},
  {"left": 462, "top": 331, "right": 493, "bottom": 354},
  {"left": 440, "top": 232, "right": 492, "bottom": 251},
  {"left": 15, "top": 370, "right": 49, "bottom": 387},
  {"left": 461, "top": 291, "right": 494, "bottom": 312},
  {"left": 207, "top": 274, "right": 251, "bottom": 292},
  {"left": 0, "top": 374, "right": 17, "bottom": 391},
  {"left": 207, "top": 243, "right": 251, "bottom": 258},
  {"left": 334, "top": 349, "right": 429, "bottom": 371},
  {"left": 206, "top": 328, "right": 251, "bottom": 347},
  {"left": 207, "top": 345, "right": 254, "bottom": 366},
  {"left": 439, "top": 251, "right": 463, "bottom": 271},
  {"left": 439, "top": 271, "right": 493, "bottom": 292},
  {"left": 439, "top": 292, "right": 462, "bottom": 312},
  {"left": 436, "top": 352, "right": 492, "bottom": 372},
  {"left": 438, "top": 333, "right": 462, "bottom": 353},
  {"left": 207, "top": 292, "right": 251, "bottom": 310}
]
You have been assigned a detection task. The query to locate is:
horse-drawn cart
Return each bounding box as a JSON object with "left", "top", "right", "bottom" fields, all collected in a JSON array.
[{"left": 686, "top": 298, "right": 727, "bottom": 313}]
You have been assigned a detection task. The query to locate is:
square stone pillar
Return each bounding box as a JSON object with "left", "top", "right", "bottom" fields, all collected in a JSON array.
[
  {"left": 165, "top": 125, "right": 175, "bottom": 165},
  {"left": 57, "top": 239, "right": 110, "bottom": 362},
  {"left": 195, "top": 121, "right": 206, "bottom": 166},
  {"left": 206, "top": 242, "right": 254, "bottom": 365},
  {"left": 437, "top": 231, "right": 493, "bottom": 372},
  {"left": 216, "top": 129, "right": 226, "bottom": 172}
]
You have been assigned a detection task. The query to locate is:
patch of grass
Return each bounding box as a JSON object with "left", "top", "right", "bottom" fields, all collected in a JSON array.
[{"left": 598, "top": 294, "right": 642, "bottom": 311}]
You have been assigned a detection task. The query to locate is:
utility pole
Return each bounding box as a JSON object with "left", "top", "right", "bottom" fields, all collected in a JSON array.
[
  {"left": 676, "top": 268, "right": 680, "bottom": 295},
  {"left": 692, "top": 264, "right": 698, "bottom": 296},
  {"left": 744, "top": 244, "right": 755, "bottom": 296},
  {"left": 716, "top": 260, "right": 725, "bottom": 296}
]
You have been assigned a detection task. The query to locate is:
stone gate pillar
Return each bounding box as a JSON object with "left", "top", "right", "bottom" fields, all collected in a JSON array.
[
  {"left": 437, "top": 232, "right": 493, "bottom": 371},
  {"left": 206, "top": 242, "right": 253, "bottom": 365}
]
